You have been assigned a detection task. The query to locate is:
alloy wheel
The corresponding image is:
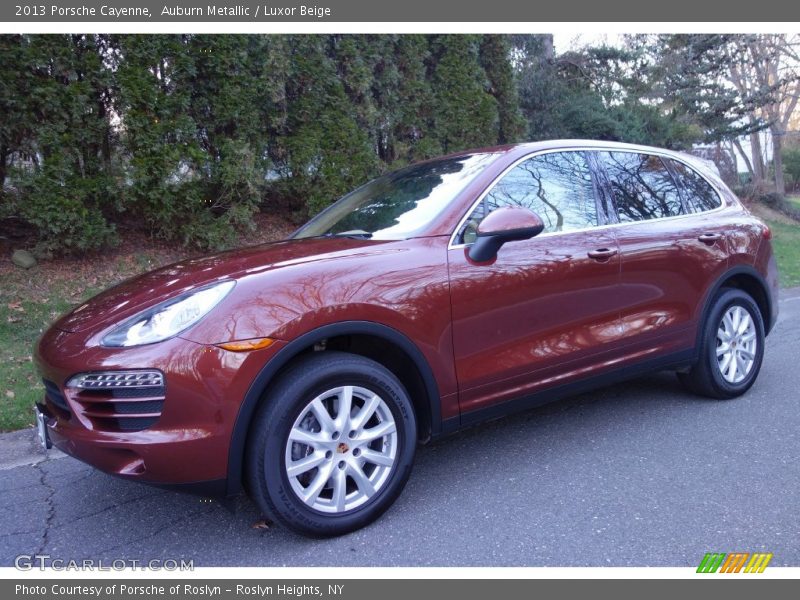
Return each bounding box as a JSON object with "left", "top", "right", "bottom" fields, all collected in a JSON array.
[
  {"left": 284, "top": 385, "right": 398, "bottom": 514},
  {"left": 716, "top": 305, "right": 758, "bottom": 384}
]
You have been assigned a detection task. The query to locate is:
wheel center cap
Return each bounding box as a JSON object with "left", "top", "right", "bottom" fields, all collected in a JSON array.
[{"left": 337, "top": 442, "right": 349, "bottom": 454}]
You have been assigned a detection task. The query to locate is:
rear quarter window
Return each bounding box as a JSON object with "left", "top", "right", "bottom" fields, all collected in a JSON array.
[{"left": 667, "top": 159, "right": 724, "bottom": 213}]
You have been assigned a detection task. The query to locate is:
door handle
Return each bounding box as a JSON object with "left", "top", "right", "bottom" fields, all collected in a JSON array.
[
  {"left": 587, "top": 248, "right": 618, "bottom": 261},
  {"left": 698, "top": 232, "right": 722, "bottom": 245}
]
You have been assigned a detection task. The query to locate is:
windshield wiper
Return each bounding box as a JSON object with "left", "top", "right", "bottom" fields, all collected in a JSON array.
[
  {"left": 299, "top": 231, "right": 374, "bottom": 240},
  {"left": 328, "top": 231, "right": 373, "bottom": 239}
]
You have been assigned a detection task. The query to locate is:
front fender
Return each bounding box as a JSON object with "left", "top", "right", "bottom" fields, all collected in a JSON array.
[{"left": 222, "top": 320, "right": 448, "bottom": 497}]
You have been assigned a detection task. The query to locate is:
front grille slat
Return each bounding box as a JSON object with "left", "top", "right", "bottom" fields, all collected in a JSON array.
[
  {"left": 75, "top": 394, "right": 165, "bottom": 404},
  {"left": 81, "top": 409, "right": 162, "bottom": 419},
  {"left": 65, "top": 370, "right": 166, "bottom": 433}
]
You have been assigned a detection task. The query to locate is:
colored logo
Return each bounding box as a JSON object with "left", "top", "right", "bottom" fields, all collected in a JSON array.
[{"left": 697, "top": 552, "right": 773, "bottom": 573}]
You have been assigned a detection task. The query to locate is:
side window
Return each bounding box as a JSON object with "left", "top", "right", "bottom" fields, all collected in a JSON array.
[
  {"left": 459, "top": 151, "right": 598, "bottom": 244},
  {"left": 597, "top": 152, "right": 685, "bottom": 223},
  {"left": 667, "top": 159, "right": 723, "bottom": 213}
]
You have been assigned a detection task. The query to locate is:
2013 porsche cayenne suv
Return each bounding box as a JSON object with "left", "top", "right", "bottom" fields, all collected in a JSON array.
[{"left": 35, "top": 140, "right": 779, "bottom": 537}]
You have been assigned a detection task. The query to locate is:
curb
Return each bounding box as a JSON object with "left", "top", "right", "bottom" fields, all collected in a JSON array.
[{"left": 0, "top": 427, "right": 66, "bottom": 471}]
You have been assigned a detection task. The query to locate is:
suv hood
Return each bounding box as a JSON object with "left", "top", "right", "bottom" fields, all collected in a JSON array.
[{"left": 53, "top": 237, "right": 383, "bottom": 334}]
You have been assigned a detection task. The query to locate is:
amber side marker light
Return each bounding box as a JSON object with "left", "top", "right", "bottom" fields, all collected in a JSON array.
[{"left": 217, "top": 338, "right": 275, "bottom": 352}]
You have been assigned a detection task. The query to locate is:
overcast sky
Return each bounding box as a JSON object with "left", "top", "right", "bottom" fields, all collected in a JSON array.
[{"left": 552, "top": 33, "right": 624, "bottom": 53}]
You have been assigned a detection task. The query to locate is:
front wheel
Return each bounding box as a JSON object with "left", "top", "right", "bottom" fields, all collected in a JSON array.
[
  {"left": 678, "top": 288, "right": 765, "bottom": 399},
  {"left": 245, "top": 352, "right": 416, "bottom": 537}
]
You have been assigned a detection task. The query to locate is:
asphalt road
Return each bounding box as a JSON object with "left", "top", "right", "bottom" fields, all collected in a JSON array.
[{"left": 2, "top": 289, "right": 799, "bottom": 567}]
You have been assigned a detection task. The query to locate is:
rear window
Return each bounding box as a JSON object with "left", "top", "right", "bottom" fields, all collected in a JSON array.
[
  {"left": 597, "top": 151, "right": 685, "bottom": 222},
  {"left": 668, "top": 159, "right": 723, "bottom": 213}
]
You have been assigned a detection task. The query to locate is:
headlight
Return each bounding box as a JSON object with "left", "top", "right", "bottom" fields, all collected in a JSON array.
[{"left": 102, "top": 280, "right": 235, "bottom": 347}]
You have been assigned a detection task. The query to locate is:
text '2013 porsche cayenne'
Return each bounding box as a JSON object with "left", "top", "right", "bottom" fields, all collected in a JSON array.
[{"left": 35, "top": 140, "right": 779, "bottom": 537}]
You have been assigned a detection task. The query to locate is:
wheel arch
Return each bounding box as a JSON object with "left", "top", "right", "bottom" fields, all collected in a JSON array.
[
  {"left": 225, "top": 321, "right": 442, "bottom": 496},
  {"left": 695, "top": 265, "right": 775, "bottom": 351}
]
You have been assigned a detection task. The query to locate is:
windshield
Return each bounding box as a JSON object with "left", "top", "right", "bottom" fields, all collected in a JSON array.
[{"left": 292, "top": 153, "right": 499, "bottom": 240}]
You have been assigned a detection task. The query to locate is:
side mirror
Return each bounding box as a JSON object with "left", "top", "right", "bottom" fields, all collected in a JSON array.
[{"left": 468, "top": 206, "right": 545, "bottom": 262}]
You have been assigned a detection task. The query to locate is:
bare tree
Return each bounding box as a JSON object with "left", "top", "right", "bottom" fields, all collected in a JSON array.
[{"left": 728, "top": 35, "right": 800, "bottom": 194}]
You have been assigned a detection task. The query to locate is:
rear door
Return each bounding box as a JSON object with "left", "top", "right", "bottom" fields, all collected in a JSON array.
[
  {"left": 448, "top": 150, "right": 626, "bottom": 416},
  {"left": 594, "top": 151, "right": 729, "bottom": 356}
]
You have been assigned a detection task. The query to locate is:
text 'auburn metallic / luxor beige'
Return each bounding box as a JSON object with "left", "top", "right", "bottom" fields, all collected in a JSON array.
[{"left": 35, "top": 140, "right": 779, "bottom": 537}]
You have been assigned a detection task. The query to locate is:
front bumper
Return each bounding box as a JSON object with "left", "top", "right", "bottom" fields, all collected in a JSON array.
[{"left": 34, "top": 326, "right": 281, "bottom": 489}]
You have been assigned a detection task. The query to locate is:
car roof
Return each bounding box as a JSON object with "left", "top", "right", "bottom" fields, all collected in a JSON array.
[
  {"left": 441, "top": 139, "right": 719, "bottom": 180},
  {"left": 451, "top": 139, "right": 690, "bottom": 158}
]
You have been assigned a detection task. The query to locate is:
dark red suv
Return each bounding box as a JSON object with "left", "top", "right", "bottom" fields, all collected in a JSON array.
[{"left": 35, "top": 140, "right": 779, "bottom": 536}]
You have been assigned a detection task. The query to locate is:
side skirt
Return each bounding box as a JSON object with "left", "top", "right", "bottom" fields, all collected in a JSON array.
[{"left": 438, "top": 347, "right": 696, "bottom": 435}]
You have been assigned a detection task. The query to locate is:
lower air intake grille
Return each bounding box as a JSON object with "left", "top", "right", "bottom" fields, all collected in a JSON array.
[
  {"left": 43, "top": 379, "right": 71, "bottom": 415},
  {"left": 66, "top": 370, "right": 166, "bottom": 432}
]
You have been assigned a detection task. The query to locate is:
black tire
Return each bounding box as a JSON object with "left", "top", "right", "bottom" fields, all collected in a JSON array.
[
  {"left": 245, "top": 351, "right": 416, "bottom": 537},
  {"left": 678, "top": 288, "right": 765, "bottom": 399}
]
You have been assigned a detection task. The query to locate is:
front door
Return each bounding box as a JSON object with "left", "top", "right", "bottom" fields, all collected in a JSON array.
[{"left": 448, "top": 150, "right": 625, "bottom": 416}]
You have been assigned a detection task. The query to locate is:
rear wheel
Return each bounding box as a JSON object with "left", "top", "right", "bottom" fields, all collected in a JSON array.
[
  {"left": 678, "top": 288, "right": 765, "bottom": 399},
  {"left": 245, "top": 352, "right": 416, "bottom": 537}
]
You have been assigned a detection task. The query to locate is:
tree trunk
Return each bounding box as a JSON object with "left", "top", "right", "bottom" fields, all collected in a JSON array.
[
  {"left": 750, "top": 132, "right": 766, "bottom": 184},
  {"left": 0, "top": 145, "right": 7, "bottom": 192},
  {"left": 724, "top": 140, "right": 739, "bottom": 182},
  {"left": 772, "top": 128, "right": 786, "bottom": 195},
  {"left": 733, "top": 138, "right": 755, "bottom": 179},
  {"left": 542, "top": 35, "right": 554, "bottom": 61}
]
